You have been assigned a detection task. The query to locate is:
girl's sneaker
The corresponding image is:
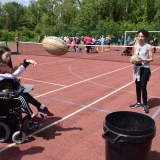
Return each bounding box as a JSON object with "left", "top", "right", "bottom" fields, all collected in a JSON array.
[
  {"left": 143, "top": 105, "right": 149, "bottom": 113},
  {"left": 130, "top": 103, "right": 142, "bottom": 108},
  {"left": 38, "top": 107, "right": 54, "bottom": 116}
]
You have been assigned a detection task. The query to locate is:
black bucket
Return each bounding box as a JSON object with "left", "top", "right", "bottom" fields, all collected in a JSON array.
[{"left": 102, "top": 111, "right": 156, "bottom": 160}]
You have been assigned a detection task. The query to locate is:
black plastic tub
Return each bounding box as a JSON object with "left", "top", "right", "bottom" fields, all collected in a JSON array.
[{"left": 102, "top": 111, "right": 156, "bottom": 160}]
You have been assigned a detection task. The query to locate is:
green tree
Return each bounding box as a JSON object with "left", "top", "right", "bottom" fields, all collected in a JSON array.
[{"left": 2, "top": 2, "right": 25, "bottom": 30}]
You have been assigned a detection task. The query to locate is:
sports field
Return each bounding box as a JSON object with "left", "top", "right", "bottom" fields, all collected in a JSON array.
[{"left": 0, "top": 44, "right": 160, "bottom": 160}]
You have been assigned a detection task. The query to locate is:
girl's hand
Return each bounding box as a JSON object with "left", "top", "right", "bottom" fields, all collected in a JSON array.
[
  {"left": 134, "top": 58, "right": 142, "bottom": 64},
  {"left": 26, "top": 60, "right": 37, "bottom": 66}
]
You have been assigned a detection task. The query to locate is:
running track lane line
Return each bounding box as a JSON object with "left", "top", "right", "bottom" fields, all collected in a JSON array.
[
  {"left": 18, "top": 77, "right": 67, "bottom": 87},
  {"left": 1, "top": 66, "right": 160, "bottom": 153},
  {"left": 37, "top": 59, "right": 74, "bottom": 65},
  {"left": 33, "top": 65, "right": 133, "bottom": 98}
]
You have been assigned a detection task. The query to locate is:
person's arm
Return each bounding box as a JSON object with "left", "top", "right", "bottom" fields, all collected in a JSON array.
[
  {"left": 0, "top": 59, "right": 37, "bottom": 79},
  {"left": 141, "top": 45, "right": 154, "bottom": 63},
  {"left": 0, "top": 65, "right": 26, "bottom": 79},
  {"left": 130, "top": 37, "right": 136, "bottom": 45}
]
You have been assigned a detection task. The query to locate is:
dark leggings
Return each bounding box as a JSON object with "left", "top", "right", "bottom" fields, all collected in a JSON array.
[
  {"left": 15, "top": 93, "right": 41, "bottom": 115},
  {"left": 86, "top": 44, "right": 91, "bottom": 53},
  {"left": 153, "top": 47, "right": 156, "bottom": 53},
  {"left": 135, "top": 68, "right": 151, "bottom": 105}
]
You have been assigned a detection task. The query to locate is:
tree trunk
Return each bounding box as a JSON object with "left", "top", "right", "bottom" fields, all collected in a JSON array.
[
  {"left": 109, "top": 0, "right": 113, "bottom": 20},
  {"left": 77, "top": 0, "right": 81, "bottom": 6},
  {"left": 125, "top": 0, "right": 131, "bottom": 21}
]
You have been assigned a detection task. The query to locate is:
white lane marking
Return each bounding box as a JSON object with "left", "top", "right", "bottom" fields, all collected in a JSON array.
[
  {"left": 37, "top": 59, "right": 74, "bottom": 65},
  {"left": 18, "top": 77, "right": 67, "bottom": 87}
]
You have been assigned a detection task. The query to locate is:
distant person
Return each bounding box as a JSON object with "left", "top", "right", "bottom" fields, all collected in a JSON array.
[
  {"left": 127, "top": 36, "right": 131, "bottom": 45},
  {"left": 66, "top": 36, "right": 71, "bottom": 51},
  {"left": 72, "top": 35, "right": 77, "bottom": 52},
  {"left": 85, "top": 35, "right": 92, "bottom": 53},
  {"left": 75, "top": 35, "right": 80, "bottom": 45},
  {"left": 111, "top": 35, "right": 116, "bottom": 45},
  {"left": 118, "top": 38, "right": 121, "bottom": 45},
  {"left": 92, "top": 36, "right": 96, "bottom": 44},
  {"left": 106, "top": 35, "right": 111, "bottom": 48},
  {"left": 81, "top": 36, "right": 84, "bottom": 44},
  {"left": 121, "top": 36, "right": 124, "bottom": 45},
  {"left": 15, "top": 36, "right": 19, "bottom": 42},
  {"left": 38, "top": 35, "right": 41, "bottom": 43},
  {"left": 151, "top": 35, "right": 158, "bottom": 53},
  {"left": 100, "top": 35, "right": 105, "bottom": 52}
]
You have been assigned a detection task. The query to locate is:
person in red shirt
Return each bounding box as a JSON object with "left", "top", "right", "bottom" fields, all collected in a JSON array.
[
  {"left": 66, "top": 36, "right": 71, "bottom": 51},
  {"left": 85, "top": 35, "right": 92, "bottom": 53},
  {"left": 15, "top": 36, "right": 19, "bottom": 41}
]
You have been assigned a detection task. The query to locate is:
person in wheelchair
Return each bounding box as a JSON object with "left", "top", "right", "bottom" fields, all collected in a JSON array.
[
  {"left": 0, "top": 46, "right": 53, "bottom": 124},
  {"left": 121, "top": 43, "right": 133, "bottom": 56}
]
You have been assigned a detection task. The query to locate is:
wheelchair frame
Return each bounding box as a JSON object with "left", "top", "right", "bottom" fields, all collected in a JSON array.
[{"left": 0, "top": 84, "right": 44, "bottom": 144}]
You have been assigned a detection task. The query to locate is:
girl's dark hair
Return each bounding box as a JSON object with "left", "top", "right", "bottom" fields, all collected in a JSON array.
[
  {"left": 137, "top": 29, "right": 150, "bottom": 38},
  {"left": 0, "top": 46, "right": 13, "bottom": 68}
]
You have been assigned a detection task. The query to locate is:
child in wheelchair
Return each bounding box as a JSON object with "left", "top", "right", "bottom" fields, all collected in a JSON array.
[
  {"left": 0, "top": 46, "right": 54, "bottom": 143},
  {"left": 121, "top": 43, "right": 133, "bottom": 56}
]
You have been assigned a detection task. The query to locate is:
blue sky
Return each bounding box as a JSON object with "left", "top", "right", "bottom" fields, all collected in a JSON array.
[{"left": 1, "top": 0, "right": 30, "bottom": 6}]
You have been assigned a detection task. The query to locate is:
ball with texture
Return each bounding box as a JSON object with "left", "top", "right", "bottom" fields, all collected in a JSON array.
[
  {"left": 130, "top": 55, "right": 138, "bottom": 62},
  {"left": 42, "top": 36, "right": 68, "bottom": 56}
]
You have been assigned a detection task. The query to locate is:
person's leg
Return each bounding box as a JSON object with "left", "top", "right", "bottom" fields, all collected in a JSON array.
[
  {"left": 23, "top": 93, "right": 54, "bottom": 116},
  {"left": 140, "top": 68, "right": 151, "bottom": 105},
  {"left": 101, "top": 44, "right": 104, "bottom": 52},
  {"left": 86, "top": 45, "right": 89, "bottom": 53},
  {"left": 16, "top": 95, "right": 33, "bottom": 114},
  {"left": 15, "top": 95, "right": 45, "bottom": 123},
  {"left": 135, "top": 80, "right": 141, "bottom": 103},
  {"left": 130, "top": 80, "right": 142, "bottom": 108},
  {"left": 23, "top": 93, "right": 41, "bottom": 109},
  {"left": 88, "top": 45, "right": 91, "bottom": 53},
  {"left": 153, "top": 47, "right": 156, "bottom": 53},
  {"left": 140, "top": 68, "right": 151, "bottom": 113},
  {"left": 73, "top": 45, "right": 76, "bottom": 52}
]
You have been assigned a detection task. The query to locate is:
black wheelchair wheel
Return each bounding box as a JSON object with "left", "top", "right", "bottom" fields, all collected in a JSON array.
[
  {"left": 12, "top": 131, "right": 26, "bottom": 144},
  {"left": 23, "top": 119, "right": 34, "bottom": 131},
  {"left": 0, "top": 122, "right": 11, "bottom": 143}
]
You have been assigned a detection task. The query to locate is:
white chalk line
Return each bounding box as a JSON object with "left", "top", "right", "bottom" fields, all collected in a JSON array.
[
  {"left": 18, "top": 77, "right": 67, "bottom": 87},
  {"left": 37, "top": 59, "right": 74, "bottom": 65}
]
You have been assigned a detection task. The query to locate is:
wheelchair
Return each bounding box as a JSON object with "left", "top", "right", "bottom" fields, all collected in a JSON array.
[{"left": 0, "top": 84, "right": 45, "bottom": 144}]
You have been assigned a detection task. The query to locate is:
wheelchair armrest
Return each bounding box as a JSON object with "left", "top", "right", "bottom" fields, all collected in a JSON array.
[
  {"left": 0, "top": 86, "right": 25, "bottom": 99},
  {"left": 10, "top": 86, "right": 25, "bottom": 98},
  {"left": 0, "top": 92, "right": 9, "bottom": 97}
]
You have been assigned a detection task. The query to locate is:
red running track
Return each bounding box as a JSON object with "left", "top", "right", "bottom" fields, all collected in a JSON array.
[{"left": 0, "top": 52, "right": 160, "bottom": 160}]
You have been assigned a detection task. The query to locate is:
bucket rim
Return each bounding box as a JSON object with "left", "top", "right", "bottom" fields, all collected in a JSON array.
[{"left": 104, "top": 111, "right": 155, "bottom": 136}]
